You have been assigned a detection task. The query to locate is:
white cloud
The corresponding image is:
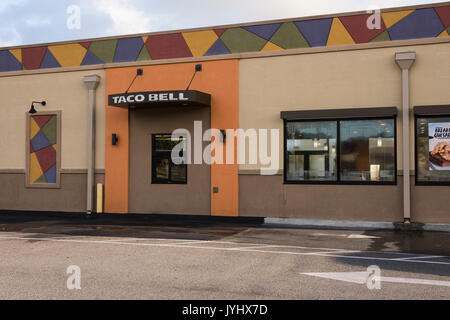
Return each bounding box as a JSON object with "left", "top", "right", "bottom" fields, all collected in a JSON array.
[
  {"left": 0, "top": 0, "right": 27, "bottom": 13},
  {"left": 93, "top": 0, "right": 152, "bottom": 34},
  {"left": 0, "top": 26, "right": 22, "bottom": 47},
  {"left": 23, "top": 16, "right": 52, "bottom": 27}
]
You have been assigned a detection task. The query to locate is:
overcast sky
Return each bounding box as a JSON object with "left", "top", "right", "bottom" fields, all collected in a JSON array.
[{"left": 0, "top": 0, "right": 447, "bottom": 47}]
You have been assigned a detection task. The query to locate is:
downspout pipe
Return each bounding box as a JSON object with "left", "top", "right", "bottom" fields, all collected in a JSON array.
[
  {"left": 395, "top": 52, "right": 416, "bottom": 224},
  {"left": 83, "top": 75, "right": 101, "bottom": 214}
]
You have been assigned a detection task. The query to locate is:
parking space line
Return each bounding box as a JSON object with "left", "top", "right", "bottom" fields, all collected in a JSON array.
[
  {"left": 228, "top": 245, "right": 285, "bottom": 250},
  {"left": 392, "top": 255, "right": 444, "bottom": 261},
  {"left": 0, "top": 233, "right": 425, "bottom": 256},
  {"left": 1, "top": 234, "right": 449, "bottom": 266},
  {"left": 105, "top": 238, "right": 210, "bottom": 244}
]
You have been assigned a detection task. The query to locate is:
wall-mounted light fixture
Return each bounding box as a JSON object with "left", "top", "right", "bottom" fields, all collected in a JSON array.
[
  {"left": 220, "top": 129, "right": 226, "bottom": 143},
  {"left": 186, "top": 64, "right": 202, "bottom": 90},
  {"left": 125, "top": 68, "right": 144, "bottom": 94},
  {"left": 29, "top": 101, "right": 46, "bottom": 114},
  {"left": 112, "top": 133, "right": 119, "bottom": 146}
]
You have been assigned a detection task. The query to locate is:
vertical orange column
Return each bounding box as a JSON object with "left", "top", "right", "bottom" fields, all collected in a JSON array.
[
  {"left": 104, "top": 60, "right": 239, "bottom": 216},
  {"left": 105, "top": 69, "right": 130, "bottom": 213},
  {"left": 209, "top": 61, "right": 239, "bottom": 217}
]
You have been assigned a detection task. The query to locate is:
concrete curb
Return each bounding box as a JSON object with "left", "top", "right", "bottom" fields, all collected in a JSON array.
[
  {"left": 264, "top": 218, "right": 395, "bottom": 230},
  {"left": 422, "top": 223, "right": 450, "bottom": 233},
  {"left": 264, "top": 218, "right": 450, "bottom": 233}
]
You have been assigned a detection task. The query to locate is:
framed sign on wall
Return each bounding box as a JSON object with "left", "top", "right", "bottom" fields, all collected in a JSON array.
[{"left": 25, "top": 111, "right": 61, "bottom": 188}]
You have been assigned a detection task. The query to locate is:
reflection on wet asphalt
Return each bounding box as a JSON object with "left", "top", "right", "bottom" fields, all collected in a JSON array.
[{"left": 1, "top": 212, "right": 449, "bottom": 256}]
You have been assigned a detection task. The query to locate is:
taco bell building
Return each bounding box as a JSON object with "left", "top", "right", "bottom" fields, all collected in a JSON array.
[{"left": 0, "top": 2, "right": 449, "bottom": 226}]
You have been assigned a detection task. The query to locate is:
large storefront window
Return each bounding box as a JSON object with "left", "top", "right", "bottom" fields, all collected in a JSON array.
[
  {"left": 284, "top": 116, "right": 396, "bottom": 184},
  {"left": 286, "top": 121, "right": 337, "bottom": 181},
  {"left": 340, "top": 119, "right": 395, "bottom": 182},
  {"left": 415, "top": 116, "right": 450, "bottom": 185},
  {"left": 152, "top": 134, "right": 187, "bottom": 184}
]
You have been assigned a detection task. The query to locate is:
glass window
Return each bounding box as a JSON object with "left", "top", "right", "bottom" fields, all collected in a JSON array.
[
  {"left": 284, "top": 117, "right": 396, "bottom": 184},
  {"left": 286, "top": 121, "right": 338, "bottom": 182},
  {"left": 152, "top": 134, "right": 187, "bottom": 184},
  {"left": 340, "top": 119, "right": 395, "bottom": 182},
  {"left": 416, "top": 116, "right": 450, "bottom": 184}
]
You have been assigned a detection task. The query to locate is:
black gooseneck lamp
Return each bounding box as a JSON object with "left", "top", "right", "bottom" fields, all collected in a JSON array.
[
  {"left": 186, "top": 64, "right": 202, "bottom": 90},
  {"left": 125, "top": 68, "right": 144, "bottom": 94},
  {"left": 29, "top": 101, "right": 46, "bottom": 114}
]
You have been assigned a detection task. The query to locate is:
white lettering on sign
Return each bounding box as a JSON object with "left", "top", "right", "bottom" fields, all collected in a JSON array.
[
  {"left": 149, "top": 94, "right": 159, "bottom": 101},
  {"left": 135, "top": 94, "right": 145, "bottom": 102},
  {"left": 111, "top": 92, "right": 193, "bottom": 104}
]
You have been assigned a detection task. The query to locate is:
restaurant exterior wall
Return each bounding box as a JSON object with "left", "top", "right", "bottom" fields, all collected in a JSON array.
[
  {"left": 104, "top": 60, "right": 239, "bottom": 216},
  {"left": 0, "top": 70, "right": 106, "bottom": 170},
  {"left": 238, "top": 42, "right": 450, "bottom": 172},
  {"left": 237, "top": 42, "right": 450, "bottom": 223},
  {"left": 0, "top": 70, "right": 106, "bottom": 212},
  {"left": 0, "top": 2, "right": 448, "bottom": 223}
]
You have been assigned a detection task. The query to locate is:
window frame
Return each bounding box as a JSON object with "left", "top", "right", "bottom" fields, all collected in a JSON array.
[
  {"left": 25, "top": 111, "right": 62, "bottom": 189},
  {"left": 283, "top": 116, "right": 397, "bottom": 186},
  {"left": 414, "top": 113, "right": 450, "bottom": 186},
  {"left": 151, "top": 133, "right": 188, "bottom": 185}
]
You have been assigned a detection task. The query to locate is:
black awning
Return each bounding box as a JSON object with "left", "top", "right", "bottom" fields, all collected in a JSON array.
[
  {"left": 280, "top": 107, "right": 398, "bottom": 120},
  {"left": 414, "top": 105, "right": 450, "bottom": 116},
  {"left": 108, "top": 90, "right": 211, "bottom": 108}
]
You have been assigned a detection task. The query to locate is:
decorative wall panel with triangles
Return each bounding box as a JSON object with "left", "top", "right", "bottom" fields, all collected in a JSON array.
[
  {"left": 28, "top": 114, "right": 58, "bottom": 185},
  {"left": 0, "top": 4, "right": 449, "bottom": 73}
]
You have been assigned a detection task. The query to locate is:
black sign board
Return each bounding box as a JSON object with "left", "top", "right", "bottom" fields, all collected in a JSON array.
[{"left": 108, "top": 90, "right": 211, "bottom": 107}]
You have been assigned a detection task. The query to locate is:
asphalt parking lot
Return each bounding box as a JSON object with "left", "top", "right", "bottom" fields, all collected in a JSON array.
[{"left": 0, "top": 213, "right": 449, "bottom": 300}]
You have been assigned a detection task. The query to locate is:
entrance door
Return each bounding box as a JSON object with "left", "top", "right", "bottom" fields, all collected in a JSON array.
[{"left": 129, "top": 105, "right": 211, "bottom": 215}]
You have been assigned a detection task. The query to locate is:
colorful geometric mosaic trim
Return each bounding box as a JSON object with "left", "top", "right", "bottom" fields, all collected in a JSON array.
[
  {"left": 29, "top": 115, "right": 57, "bottom": 184},
  {"left": 1, "top": 4, "right": 449, "bottom": 73}
]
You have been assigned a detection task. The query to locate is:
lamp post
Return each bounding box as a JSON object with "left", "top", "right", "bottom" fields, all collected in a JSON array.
[{"left": 395, "top": 51, "right": 416, "bottom": 224}]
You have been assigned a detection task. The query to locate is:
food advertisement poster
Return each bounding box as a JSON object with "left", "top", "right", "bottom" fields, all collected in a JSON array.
[{"left": 428, "top": 122, "right": 450, "bottom": 171}]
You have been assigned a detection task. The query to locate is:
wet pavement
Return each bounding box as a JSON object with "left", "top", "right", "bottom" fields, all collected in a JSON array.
[{"left": 0, "top": 212, "right": 449, "bottom": 299}]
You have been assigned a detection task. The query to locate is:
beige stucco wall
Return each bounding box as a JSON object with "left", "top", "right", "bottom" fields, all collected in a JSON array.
[
  {"left": 0, "top": 70, "right": 106, "bottom": 170},
  {"left": 239, "top": 42, "right": 450, "bottom": 171}
]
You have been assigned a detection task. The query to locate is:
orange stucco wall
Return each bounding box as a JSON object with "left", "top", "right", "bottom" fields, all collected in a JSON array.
[{"left": 105, "top": 60, "right": 239, "bottom": 216}]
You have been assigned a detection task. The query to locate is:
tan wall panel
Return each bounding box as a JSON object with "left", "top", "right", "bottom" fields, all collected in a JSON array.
[
  {"left": 0, "top": 173, "right": 104, "bottom": 212},
  {"left": 239, "top": 175, "right": 403, "bottom": 222},
  {"left": 0, "top": 70, "right": 106, "bottom": 170},
  {"left": 239, "top": 43, "right": 450, "bottom": 171},
  {"left": 239, "top": 174, "right": 449, "bottom": 223}
]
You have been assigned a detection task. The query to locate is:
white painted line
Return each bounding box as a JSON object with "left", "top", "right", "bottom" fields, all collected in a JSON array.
[
  {"left": 347, "top": 234, "right": 381, "bottom": 239},
  {"left": 392, "top": 255, "right": 444, "bottom": 261},
  {"left": 228, "top": 245, "right": 287, "bottom": 250},
  {"left": 312, "top": 233, "right": 348, "bottom": 237},
  {"left": 1, "top": 235, "right": 449, "bottom": 266},
  {"left": 302, "top": 272, "right": 450, "bottom": 287},
  {"left": 0, "top": 233, "right": 422, "bottom": 256},
  {"left": 164, "top": 240, "right": 236, "bottom": 246}
]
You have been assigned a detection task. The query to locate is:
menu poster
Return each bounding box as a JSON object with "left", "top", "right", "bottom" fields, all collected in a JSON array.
[{"left": 428, "top": 122, "right": 450, "bottom": 171}]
